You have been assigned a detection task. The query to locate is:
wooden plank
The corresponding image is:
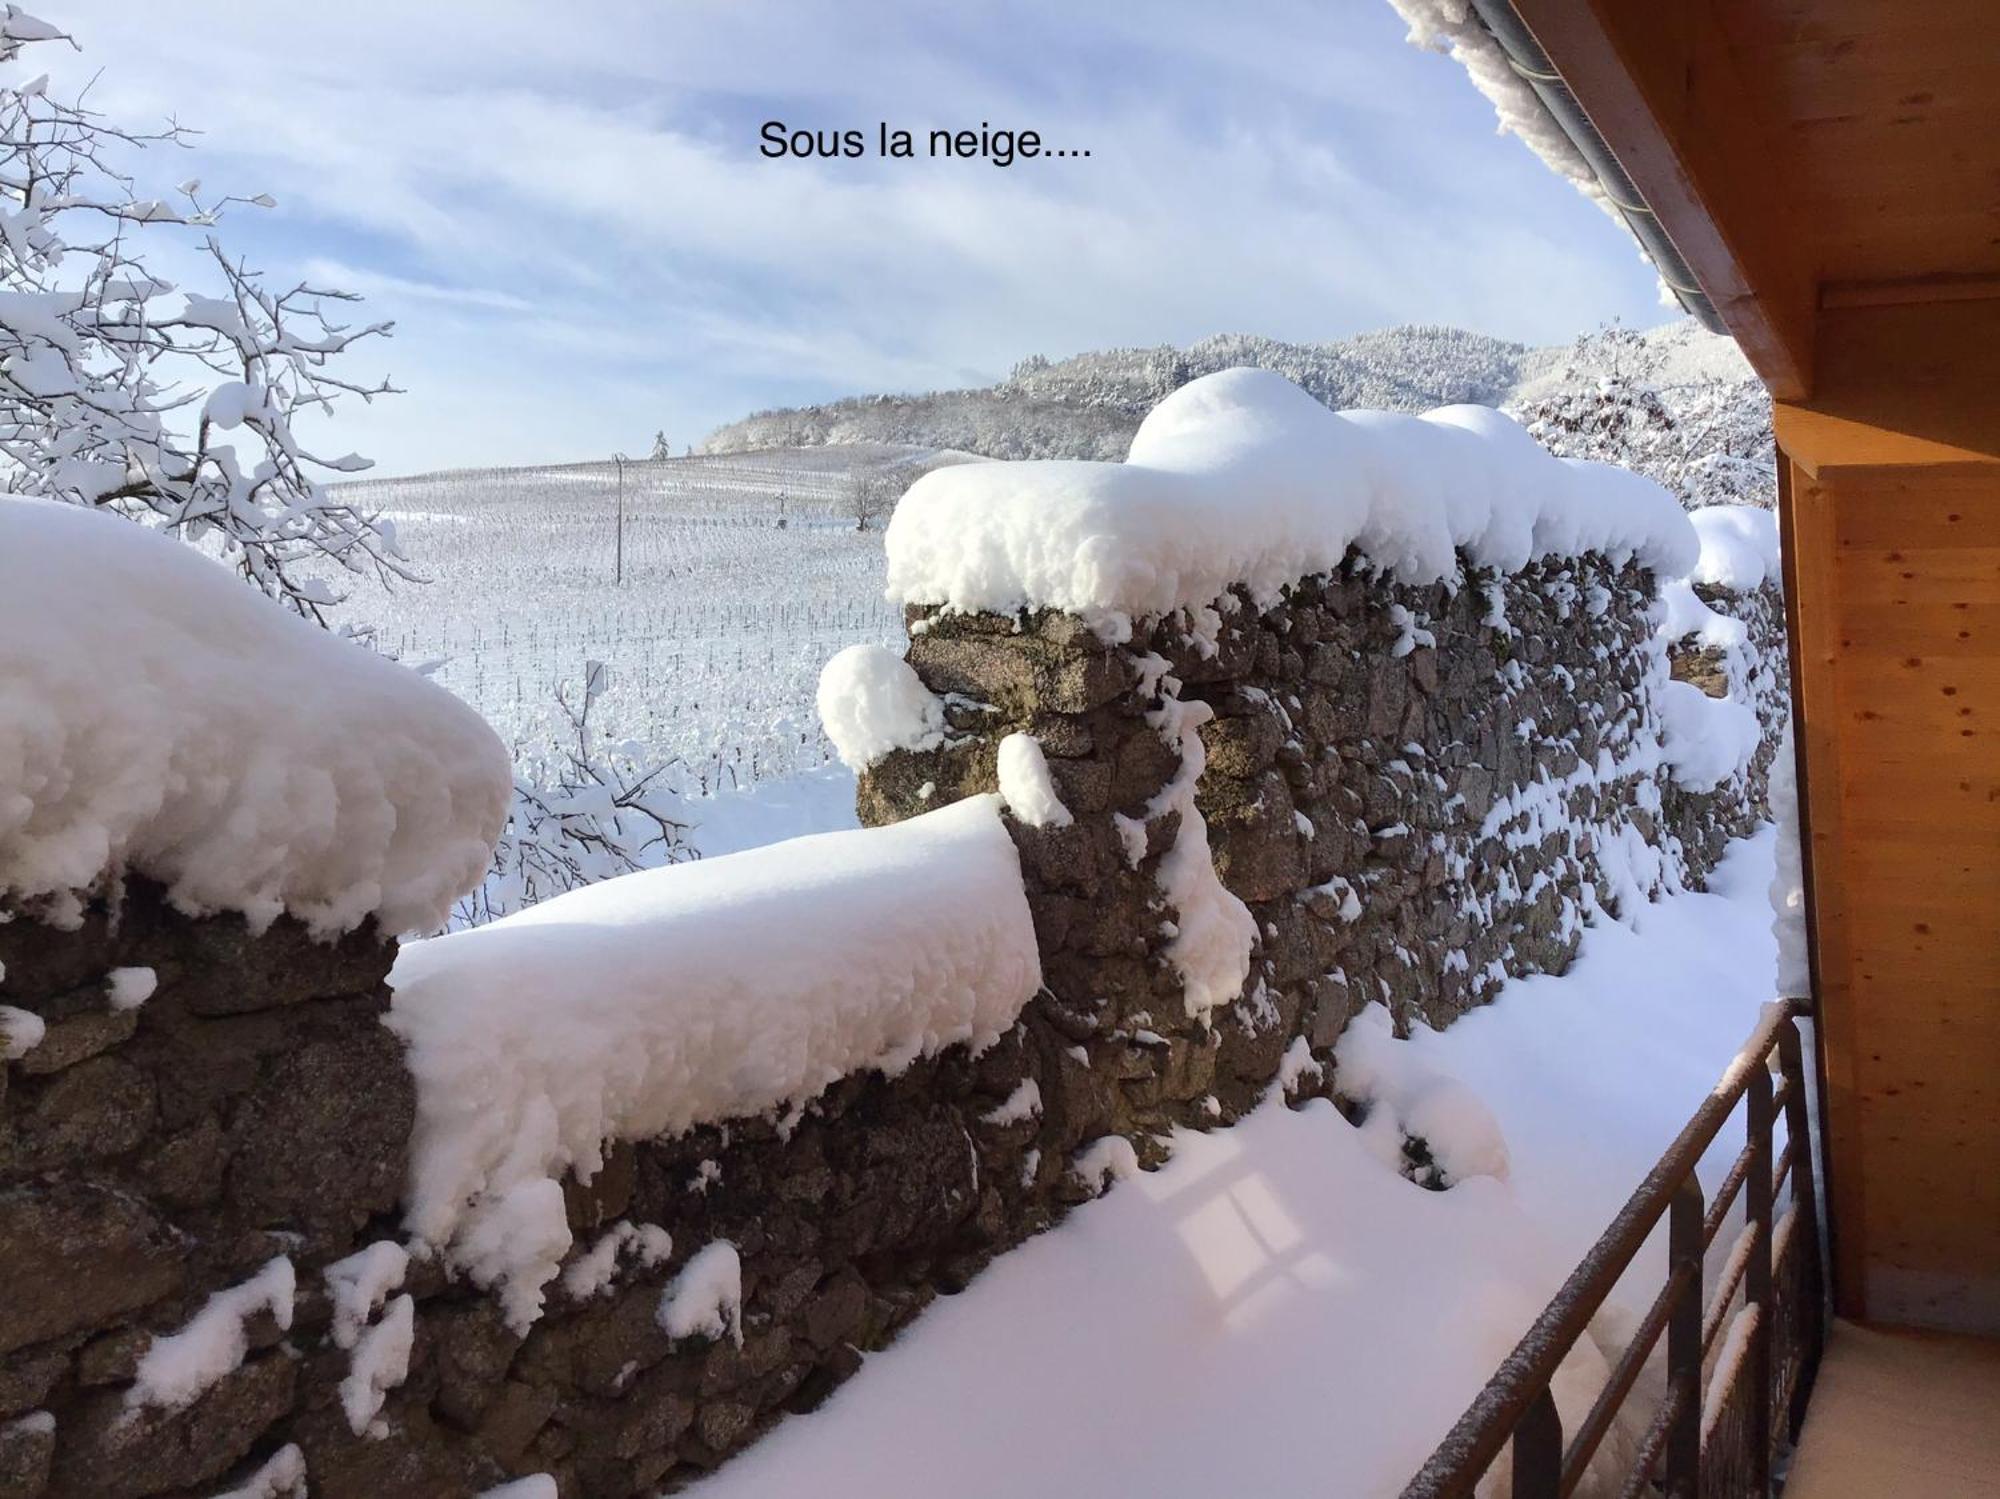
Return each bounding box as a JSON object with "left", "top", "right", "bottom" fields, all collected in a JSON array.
[
  {"left": 1814, "top": 457, "right": 2000, "bottom": 1330},
  {"left": 1509, "top": 0, "right": 1815, "bottom": 398},
  {"left": 1776, "top": 405, "right": 2000, "bottom": 476},
  {"left": 1840, "top": 742, "right": 1999, "bottom": 779},
  {"left": 1847, "top": 904, "right": 2000, "bottom": 952},
  {"left": 1841, "top": 837, "right": 2000, "bottom": 879},
  {"left": 1823, "top": 274, "right": 2000, "bottom": 311},
  {"left": 1835, "top": 644, "right": 2000, "bottom": 677},
  {"left": 1840, "top": 758, "right": 2000, "bottom": 801},
  {"left": 1835, "top": 602, "right": 2000, "bottom": 659},
  {"left": 1841, "top": 974, "right": 2000, "bottom": 1030},
  {"left": 1719, "top": 0, "right": 2000, "bottom": 50},
  {"left": 1844, "top": 952, "right": 2000, "bottom": 1004},
  {"left": 1817, "top": 207, "right": 2000, "bottom": 288},
  {"left": 1836, "top": 481, "right": 2000, "bottom": 546},
  {"left": 1785, "top": 116, "right": 2000, "bottom": 213},
  {"left": 1846, "top": 945, "right": 2000, "bottom": 993},
  {"left": 1834, "top": 551, "right": 2000, "bottom": 604},
  {"left": 1751, "top": 43, "right": 2000, "bottom": 125},
  {"left": 1781, "top": 462, "right": 1868, "bottom": 1315},
  {"left": 1717, "top": 2, "right": 2000, "bottom": 295},
  {"left": 1842, "top": 805, "right": 2000, "bottom": 840}
]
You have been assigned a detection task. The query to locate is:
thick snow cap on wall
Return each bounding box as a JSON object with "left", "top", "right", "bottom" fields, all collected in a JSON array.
[
  {"left": 0, "top": 499, "right": 511, "bottom": 935},
  {"left": 884, "top": 368, "right": 1697, "bottom": 639},
  {"left": 816, "top": 643, "right": 945, "bottom": 772},
  {"left": 1688, "top": 505, "right": 1782, "bottom": 592},
  {"left": 386, "top": 793, "right": 1041, "bottom": 1329}
]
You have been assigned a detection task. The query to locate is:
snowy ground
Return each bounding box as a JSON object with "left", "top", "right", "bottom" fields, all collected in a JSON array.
[
  {"left": 333, "top": 447, "right": 952, "bottom": 809},
  {"left": 676, "top": 765, "right": 863, "bottom": 860},
  {"left": 696, "top": 827, "right": 1783, "bottom": 1499}
]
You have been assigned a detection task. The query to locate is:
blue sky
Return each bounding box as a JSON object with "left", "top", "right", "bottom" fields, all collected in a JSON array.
[{"left": 41, "top": 1, "right": 1668, "bottom": 476}]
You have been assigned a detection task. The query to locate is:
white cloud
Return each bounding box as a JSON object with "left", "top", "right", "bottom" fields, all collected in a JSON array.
[{"left": 37, "top": 0, "right": 1664, "bottom": 474}]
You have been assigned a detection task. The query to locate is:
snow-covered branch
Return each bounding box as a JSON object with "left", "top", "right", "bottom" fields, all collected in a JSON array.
[
  {"left": 459, "top": 662, "right": 695, "bottom": 926},
  {"left": 0, "top": 9, "right": 404, "bottom": 620}
]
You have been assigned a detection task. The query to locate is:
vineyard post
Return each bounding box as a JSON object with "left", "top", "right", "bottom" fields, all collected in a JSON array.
[{"left": 613, "top": 451, "right": 627, "bottom": 585}]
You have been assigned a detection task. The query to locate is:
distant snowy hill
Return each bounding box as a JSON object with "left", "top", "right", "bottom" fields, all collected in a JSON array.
[
  {"left": 703, "top": 325, "right": 1528, "bottom": 461},
  {"left": 701, "top": 321, "right": 1763, "bottom": 481}
]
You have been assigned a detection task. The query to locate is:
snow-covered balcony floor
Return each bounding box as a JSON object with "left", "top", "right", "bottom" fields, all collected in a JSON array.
[
  {"left": 691, "top": 830, "right": 1789, "bottom": 1499},
  {"left": 1785, "top": 1321, "right": 2000, "bottom": 1499}
]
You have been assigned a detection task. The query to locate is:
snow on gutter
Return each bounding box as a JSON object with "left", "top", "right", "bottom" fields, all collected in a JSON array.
[{"left": 1389, "top": 0, "right": 1724, "bottom": 333}]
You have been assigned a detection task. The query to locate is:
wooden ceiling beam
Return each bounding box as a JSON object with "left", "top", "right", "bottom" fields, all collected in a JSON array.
[
  {"left": 1820, "top": 273, "right": 2000, "bottom": 311},
  {"left": 1779, "top": 299, "right": 2000, "bottom": 474},
  {"left": 1509, "top": 0, "right": 1817, "bottom": 400}
]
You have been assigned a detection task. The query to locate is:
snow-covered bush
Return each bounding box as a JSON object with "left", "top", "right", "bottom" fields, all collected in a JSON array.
[
  {"left": 0, "top": 9, "right": 403, "bottom": 620},
  {"left": 461, "top": 662, "right": 693, "bottom": 927},
  {"left": 1505, "top": 325, "right": 1775, "bottom": 511}
]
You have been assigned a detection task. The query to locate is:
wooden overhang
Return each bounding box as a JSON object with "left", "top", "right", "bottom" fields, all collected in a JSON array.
[{"left": 1508, "top": 0, "right": 2000, "bottom": 1336}]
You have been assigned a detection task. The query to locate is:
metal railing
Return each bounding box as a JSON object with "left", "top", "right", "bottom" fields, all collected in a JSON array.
[{"left": 1401, "top": 999, "right": 1825, "bottom": 1499}]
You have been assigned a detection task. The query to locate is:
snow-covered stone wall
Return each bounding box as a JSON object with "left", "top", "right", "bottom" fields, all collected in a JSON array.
[
  {"left": 0, "top": 500, "right": 512, "bottom": 939},
  {"left": 0, "top": 874, "right": 1105, "bottom": 1499},
  {"left": 864, "top": 545, "right": 1785, "bottom": 1137},
  {"left": 0, "top": 379, "right": 1785, "bottom": 1499}
]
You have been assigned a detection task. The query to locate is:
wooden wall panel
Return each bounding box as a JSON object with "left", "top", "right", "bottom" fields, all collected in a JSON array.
[{"left": 1792, "top": 462, "right": 2000, "bottom": 1333}]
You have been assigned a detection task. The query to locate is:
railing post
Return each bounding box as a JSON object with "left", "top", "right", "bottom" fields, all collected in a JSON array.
[
  {"left": 1512, "top": 1388, "right": 1562, "bottom": 1499},
  {"left": 1776, "top": 1017, "right": 1826, "bottom": 1438},
  {"left": 1746, "top": 1058, "right": 1774, "bottom": 1495},
  {"left": 1666, "top": 1177, "right": 1704, "bottom": 1499}
]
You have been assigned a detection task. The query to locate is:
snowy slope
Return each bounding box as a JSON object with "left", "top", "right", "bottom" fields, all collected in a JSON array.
[
  {"left": 1506, "top": 320, "right": 1753, "bottom": 409},
  {"left": 695, "top": 830, "right": 1783, "bottom": 1499}
]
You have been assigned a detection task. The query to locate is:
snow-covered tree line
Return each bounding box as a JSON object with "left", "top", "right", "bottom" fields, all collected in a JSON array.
[{"left": 703, "top": 322, "right": 1777, "bottom": 512}]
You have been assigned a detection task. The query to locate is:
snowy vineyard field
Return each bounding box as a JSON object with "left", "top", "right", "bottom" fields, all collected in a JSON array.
[{"left": 335, "top": 444, "right": 966, "bottom": 805}]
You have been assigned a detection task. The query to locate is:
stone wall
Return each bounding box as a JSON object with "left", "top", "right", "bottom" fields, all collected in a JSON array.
[
  {"left": 875, "top": 553, "right": 1785, "bottom": 1058},
  {"left": 0, "top": 553, "right": 1786, "bottom": 1499},
  {"left": 0, "top": 884, "right": 1133, "bottom": 1499},
  {"left": 1663, "top": 580, "right": 1789, "bottom": 874}
]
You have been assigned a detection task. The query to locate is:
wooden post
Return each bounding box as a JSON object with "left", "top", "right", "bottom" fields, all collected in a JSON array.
[{"left": 613, "top": 452, "right": 626, "bottom": 586}]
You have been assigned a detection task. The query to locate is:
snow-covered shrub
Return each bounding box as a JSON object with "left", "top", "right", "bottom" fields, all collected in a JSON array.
[
  {"left": 460, "top": 662, "right": 693, "bottom": 927},
  {"left": 0, "top": 10, "right": 403, "bottom": 620},
  {"left": 1505, "top": 325, "right": 1775, "bottom": 511}
]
